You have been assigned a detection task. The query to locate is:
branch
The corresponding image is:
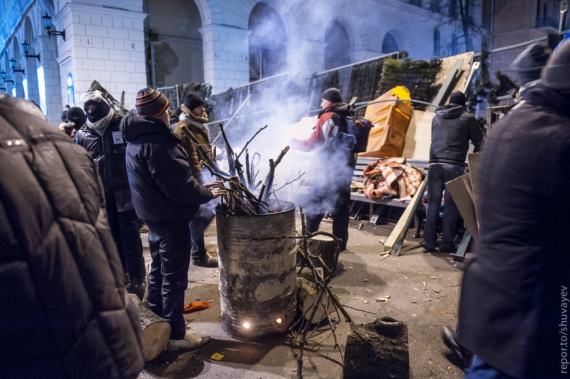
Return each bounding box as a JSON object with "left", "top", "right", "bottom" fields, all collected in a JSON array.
[
  {"left": 272, "top": 172, "right": 305, "bottom": 193},
  {"left": 237, "top": 125, "right": 268, "bottom": 159}
]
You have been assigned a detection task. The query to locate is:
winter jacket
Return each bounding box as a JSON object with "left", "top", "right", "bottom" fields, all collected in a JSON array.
[
  {"left": 121, "top": 112, "right": 213, "bottom": 223},
  {"left": 429, "top": 104, "right": 482, "bottom": 165},
  {"left": 172, "top": 116, "right": 213, "bottom": 183},
  {"left": 457, "top": 83, "right": 570, "bottom": 379},
  {"left": 0, "top": 95, "right": 144, "bottom": 379},
  {"left": 75, "top": 114, "right": 130, "bottom": 191},
  {"left": 295, "top": 103, "right": 356, "bottom": 186}
]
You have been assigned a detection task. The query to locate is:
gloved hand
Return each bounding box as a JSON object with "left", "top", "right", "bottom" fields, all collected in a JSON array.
[{"left": 289, "top": 138, "right": 299, "bottom": 148}]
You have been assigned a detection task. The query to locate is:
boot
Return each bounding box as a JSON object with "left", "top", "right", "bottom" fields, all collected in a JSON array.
[
  {"left": 127, "top": 278, "right": 146, "bottom": 301},
  {"left": 192, "top": 253, "right": 218, "bottom": 267},
  {"left": 442, "top": 326, "right": 473, "bottom": 369},
  {"left": 167, "top": 332, "right": 210, "bottom": 351}
]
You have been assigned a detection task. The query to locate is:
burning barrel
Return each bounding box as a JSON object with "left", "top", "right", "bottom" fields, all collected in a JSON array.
[{"left": 216, "top": 200, "right": 297, "bottom": 340}]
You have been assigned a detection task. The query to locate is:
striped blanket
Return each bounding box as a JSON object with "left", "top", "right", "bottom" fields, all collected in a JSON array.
[{"left": 362, "top": 158, "right": 424, "bottom": 201}]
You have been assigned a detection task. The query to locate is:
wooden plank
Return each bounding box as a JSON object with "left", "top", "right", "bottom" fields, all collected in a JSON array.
[
  {"left": 452, "top": 228, "right": 471, "bottom": 262},
  {"left": 384, "top": 175, "right": 428, "bottom": 256},
  {"left": 429, "top": 58, "right": 464, "bottom": 112}
]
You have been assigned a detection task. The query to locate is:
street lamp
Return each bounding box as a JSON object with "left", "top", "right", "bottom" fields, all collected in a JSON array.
[
  {"left": 21, "top": 41, "right": 40, "bottom": 61},
  {"left": 9, "top": 59, "right": 25, "bottom": 74},
  {"left": 42, "top": 13, "right": 66, "bottom": 41},
  {"left": 1, "top": 71, "right": 14, "bottom": 83}
]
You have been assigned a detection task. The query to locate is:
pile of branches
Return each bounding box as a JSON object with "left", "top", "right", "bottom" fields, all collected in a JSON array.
[{"left": 181, "top": 121, "right": 303, "bottom": 216}]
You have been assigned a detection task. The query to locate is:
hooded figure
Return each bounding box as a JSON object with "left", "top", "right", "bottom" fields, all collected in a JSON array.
[
  {"left": 172, "top": 92, "right": 218, "bottom": 267},
  {"left": 0, "top": 94, "right": 144, "bottom": 378},
  {"left": 66, "top": 106, "right": 87, "bottom": 138},
  {"left": 75, "top": 90, "right": 146, "bottom": 299},
  {"left": 456, "top": 40, "right": 570, "bottom": 379},
  {"left": 422, "top": 91, "right": 483, "bottom": 254},
  {"left": 511, "top": 43, "right": 550, "bottom": 101},
  {"left": 290, "top": 87, "right": 355, "bottom": 251}
]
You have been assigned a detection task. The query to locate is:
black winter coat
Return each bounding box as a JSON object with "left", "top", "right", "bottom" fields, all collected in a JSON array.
[
  {"left": 429, "top": 105, "right": 482, "bottom": 165},
  {"left": 121, "top": 112, "right": 212, "bottom": 223},
  {"left": 457, "top": 84, "right": 570, "bottom": 379},
  {"left": 0, "top": 95, "right": 144, "bottom": 378},
  {"left": 75, "top": 114, "right": 130, "bottom": 191}
]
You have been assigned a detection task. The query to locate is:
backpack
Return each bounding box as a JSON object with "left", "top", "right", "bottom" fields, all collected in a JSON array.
[
  {"left": 333, "top": 97, "right": 373, "bottom": 153},
  {"left": 346, "top": 116, "right": 372, "bottom": 153}
]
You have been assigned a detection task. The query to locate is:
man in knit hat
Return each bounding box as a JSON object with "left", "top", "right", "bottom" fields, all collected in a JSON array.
[
  {"left": 422, "top": 91, "right": 482, "bottom": 254},
  {"left": 172, "top": 92, "right": 219, "bottom": 267},
  {"left": 122, "top": 88, "right": 226, "bottom": 351},
  {"left": 290, "top": 87, "right": 355, "bottom": 251},
  {"left": 455, "top": 39, "right": 570, "bottom": 379},
  {"left": 75, "top": 90, "right": 146, "bottom": 300},
  {"left": 511, "top": 42, "right": 550, "bottom": 101}
]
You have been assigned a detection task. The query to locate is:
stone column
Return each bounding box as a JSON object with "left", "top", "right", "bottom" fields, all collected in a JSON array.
[
  {"left": 35, "top": 35, "right": 63, "bottom": 125},
  {"left": 199, "top": 24, "right": 250, "bottom": 94},
  {"left": 54, "top": 3, "right": 147, "bottom": 110}
]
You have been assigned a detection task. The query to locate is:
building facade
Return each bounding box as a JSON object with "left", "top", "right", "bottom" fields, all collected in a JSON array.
[{"left": 1, "top": 0, "right": 483, "bottom": 125}]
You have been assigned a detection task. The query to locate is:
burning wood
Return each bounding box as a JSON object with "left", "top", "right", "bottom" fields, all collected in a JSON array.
[{"left": 199, "top": 121, "right": 296, "bottom": 216}]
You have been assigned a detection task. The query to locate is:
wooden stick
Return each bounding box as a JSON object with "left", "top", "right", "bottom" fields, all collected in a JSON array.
[{"left": 237, "top": 125, "right": 268, "bottom": 159}]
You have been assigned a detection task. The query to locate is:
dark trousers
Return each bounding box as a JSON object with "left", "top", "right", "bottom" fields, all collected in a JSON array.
[
  {"left": 189, "top": 203, "right": 216, "bottom": 261},
  {"left": 305, "top": 183, "right": 351, "bottom": 250},
  {"left": 105, "top": 191, "right": 145, "bottom": 282},
  {"left": 423, "top": 164, "right": 464, "bottom": 250},
  {"left": 464, "top": 357, "right": 516, "bottom": 379},
  {"left": 146, "top": 220, "right": 191, "bottom": 340}
]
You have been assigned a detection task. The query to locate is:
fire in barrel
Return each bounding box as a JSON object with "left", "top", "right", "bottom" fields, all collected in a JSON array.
[{"left": 217, "top": 200, "right": 297, "bottom": 340}]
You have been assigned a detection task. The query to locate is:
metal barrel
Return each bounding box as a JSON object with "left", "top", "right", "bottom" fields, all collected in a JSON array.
[{"left": 216, "top": 201, "right": 297, "bottom": 340}]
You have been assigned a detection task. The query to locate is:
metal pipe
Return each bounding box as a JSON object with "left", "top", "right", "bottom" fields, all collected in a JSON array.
[{"left": 212, "top": 94, "right": 252, "bottom": 144}]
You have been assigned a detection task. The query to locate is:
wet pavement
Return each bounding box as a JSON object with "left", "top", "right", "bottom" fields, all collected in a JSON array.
[{"left": 138, "top": 216, "right": 467, "bottom": 379}]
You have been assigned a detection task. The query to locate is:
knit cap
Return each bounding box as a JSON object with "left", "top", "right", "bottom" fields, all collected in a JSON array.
[
  {"left": 136, "top": 88, "right": 169, "bottom": 117},
  {"left": 511, "top": 43, "right": 550, "bottom": 85},
  {"left": 542, "top": 39, "right": 570, "bottom": 91},
  {"left": 183, "top": 92, "right": 206, "bottom": 111},
  {"left": 321, "top": 88, "right": 343, "bottom": 103}
]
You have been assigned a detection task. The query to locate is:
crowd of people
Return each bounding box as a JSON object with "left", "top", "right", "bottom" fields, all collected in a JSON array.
[{"left": 1, "top": 35, "right": 569, "bottom": 379}]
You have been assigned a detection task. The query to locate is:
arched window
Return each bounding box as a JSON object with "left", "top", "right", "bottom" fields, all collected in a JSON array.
[
  {"left": 37, "top": 66, "right": 47, "bottom": 115},
  {"left": 22, "top": 78, "right": 28, "bottom": 99},
  {"left": 67, "top": 73, "right": 75, "bottom": 105},
  {"left": 248, "top": 3, "right": 287, "bottom": 81},
  {"left": 382, "top": 33, "right": 399, "bottom": 54},
  {"left": 451, "top": 33, "right": 458, "bottom": 55},
  {"left": 324, "top": 20, "right": 351, "bottom": 70},
  {"left": 434, "top": 28, "right": 441, "bottom": 56}
]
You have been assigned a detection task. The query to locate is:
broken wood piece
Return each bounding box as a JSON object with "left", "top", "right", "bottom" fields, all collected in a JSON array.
[
  {"left": 296, "top": 277, "right": 334, "bottom": 324},
  {"left": 306, "top": 234, "right": 339, "bottom": 275},
  {"left": 343, "top": 317, "right": 409, "bottom": 379},
  {"left": 129, "top": 293, "right": 171, "bottom": 362}
]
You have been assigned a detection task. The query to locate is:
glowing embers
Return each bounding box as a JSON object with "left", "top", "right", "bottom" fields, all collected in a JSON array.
[{"left": 240, "top": 318, "right": 281, "bottom": 332}]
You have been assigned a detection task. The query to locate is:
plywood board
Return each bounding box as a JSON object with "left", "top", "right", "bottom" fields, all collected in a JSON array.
[{"left": 402, "top": 110, "right": 434, "bottom": 160}]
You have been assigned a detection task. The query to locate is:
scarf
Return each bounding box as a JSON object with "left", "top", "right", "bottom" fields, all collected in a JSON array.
[{"left": 86, "top": 107, "right": 115, "bottom": 136}]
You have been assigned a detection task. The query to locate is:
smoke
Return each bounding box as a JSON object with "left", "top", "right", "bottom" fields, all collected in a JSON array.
[{"left": 208, "top": 3, "right": 357, "bottom": 209}]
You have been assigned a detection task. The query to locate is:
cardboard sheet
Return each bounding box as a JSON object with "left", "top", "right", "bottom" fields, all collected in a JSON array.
[{"left": 446, "top": 173, "right": 479, "bottom": 241}]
